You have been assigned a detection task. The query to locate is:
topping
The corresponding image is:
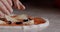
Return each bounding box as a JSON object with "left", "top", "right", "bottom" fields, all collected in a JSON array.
[
  {"left": 0, "top": 14, "right": 46, "bottom": 26},
  {"left": 15, "top": 22, "right": 22, "bottom": 25},
  {"left": 28, "top": 18, "right": 32, "bottom": 20},
  {"left": 7, "top": 21, "right": 12, "bottom": 24},
  {"left": 0, "top": 20, "right": 6, "bottom": 24},
  {"left": 5, "top": 15, "right": 18, "bottom": 22},
  {"left": 23, "top": 20, "right": 34, "bottom": 25},
  {"left": 23, "top": 19, "right": 28, "bottom": 22},
  {"left": 34, "top": 17, "right": 46, "bottom": 24},
  {"left": 0, "top": 18, "right": 5, "bottom": 21},
  {"left": 23, "top": 22, "right": 29, "bottom": 25},
  {"left": 28, "top": 20, "right": 34, "bottom": 25},
  {"left": 15, "top": 14, "right": 28, "bottom": 19}
]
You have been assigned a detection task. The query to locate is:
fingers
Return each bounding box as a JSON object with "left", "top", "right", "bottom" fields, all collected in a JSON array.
[
  {"left": 0, "top": 0, "right": 13, "bottom": 13},
  {"left": 14, "top": 0, "right": 20, "bottom": 9},
  {"left": 16, "top": 0, "right": 21, "bottom": 9},
  {"left": 0, "top": 1, "right": 10, "bottom": 15},
  {"left": 0, "top": 11, "right": 4, "bottom": 18},
  {"left": 13, "top": 0, "right": 20, "bottom": 9},
  {"left": 19, "top": 1, "right": 25, "bottom": 10},
  {"left": 7, "top": 0, "right": 12, "bottom": 6},
  {"left": 13, "top": 0, "right": 25, "bottom": 10}
]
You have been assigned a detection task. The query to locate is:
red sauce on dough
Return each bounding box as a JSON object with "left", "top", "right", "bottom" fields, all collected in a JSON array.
[{"left": 0, "top": 16, "right": 46, "bottom": 26}]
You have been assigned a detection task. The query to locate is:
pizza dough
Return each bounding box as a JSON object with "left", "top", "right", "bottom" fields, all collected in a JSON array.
[{"left": 0, "top": 14, "right": 49, "bottom": 31}]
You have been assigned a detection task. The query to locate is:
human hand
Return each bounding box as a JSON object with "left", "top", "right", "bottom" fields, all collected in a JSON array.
[
  {"left": 13, "top": 0, "right": 25, "bottom": 10},
  {"left": 0, "top": 0, "right": 25, "bottom": 18}
]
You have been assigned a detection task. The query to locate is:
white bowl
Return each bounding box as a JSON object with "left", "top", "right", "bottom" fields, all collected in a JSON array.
[{"left": 0, "top": 18, "right": 49, "bottom": 32}]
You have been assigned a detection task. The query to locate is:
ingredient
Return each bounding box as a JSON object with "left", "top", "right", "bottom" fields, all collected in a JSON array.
[
  {"left": 34, "top": 17, "right": 46, "bottom": 24},
  {"left": 0, "top": 18, "right": 5, "bottom": 21},
  {"left": 7, "top": 21, "right": 12, "bottom": 24},
  {"left": 15, "top": 14, "right": 28, "bottom": 19},
  {"left": 23, "top": 19, "right": 28, "bottom": 22},
  {"left": 28, "top": 18, "right": 32, "bottom": 20},
  {"left": 0, "top": 20, "right": 6, "bottom": 24},
  {"left": 15, "top": 22, "right": 22, "bottom": 25}
]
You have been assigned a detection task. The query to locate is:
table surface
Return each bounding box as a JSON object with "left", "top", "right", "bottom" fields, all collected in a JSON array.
[
  {"left": 13, "top": 6, "right": 60, "bottom": 32},
  {"left": 0, "top": 6, "right": 60, "bottom": 32}
]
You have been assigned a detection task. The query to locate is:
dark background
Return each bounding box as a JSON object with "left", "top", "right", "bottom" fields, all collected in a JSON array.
[{"left": 20, "top": 0, "right": 60, "bottom": 8}]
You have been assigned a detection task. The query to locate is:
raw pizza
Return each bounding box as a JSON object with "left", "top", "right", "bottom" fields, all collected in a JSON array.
[{"left": 0, "top": 14, "right": 46, "bottom": 26}]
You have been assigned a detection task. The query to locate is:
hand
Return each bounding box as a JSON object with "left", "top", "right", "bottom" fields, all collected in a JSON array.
[
  {"left": 0, "top": 0, "right": 25, "bottom": 18},
  {"left": 13, "top": 0, "right": 25, "bottom": 10}
]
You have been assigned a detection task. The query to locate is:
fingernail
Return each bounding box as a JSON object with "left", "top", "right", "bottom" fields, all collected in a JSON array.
[{"left": 22, "top": 5, "right": 26, "bottom": 9}]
